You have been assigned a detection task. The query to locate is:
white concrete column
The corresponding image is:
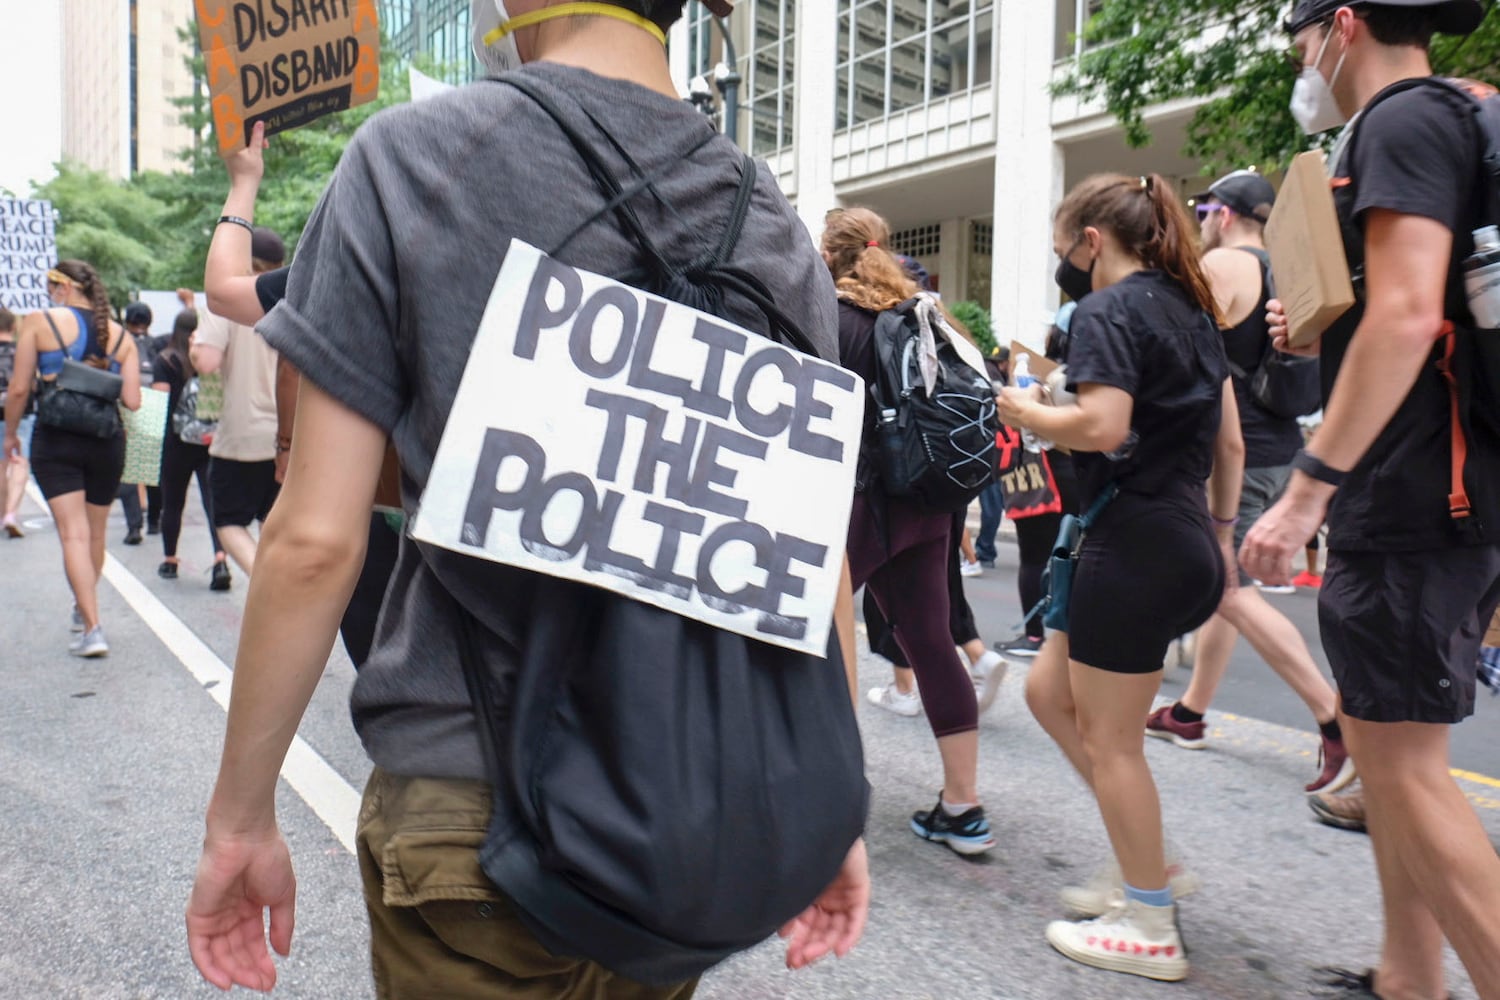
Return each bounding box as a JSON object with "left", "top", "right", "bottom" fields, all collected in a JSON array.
[
  {"left": 990, "top": 0, "right": 1062, "bottom": 352},
  {"left": 937, "top": 218, "right": 964, "bottom": 299},
  {"left": 791, "top": 1, "right": 838, "bottom": 239}
]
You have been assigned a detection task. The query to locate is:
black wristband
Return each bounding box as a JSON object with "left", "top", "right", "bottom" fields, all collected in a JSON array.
[
  {"left": 217, "top": 215, "right": 254, "bottom": 234},
  {"left": 1292, "top": 448, "right": 1347, "bottom": 488}
]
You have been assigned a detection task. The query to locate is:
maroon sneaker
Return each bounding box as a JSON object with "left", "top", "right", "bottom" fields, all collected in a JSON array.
[
  {"left": 1145, "top": 704, "right": 1207, "bottom": 750},
  {"left": 1306, "top": 734, "right": 1357, "bottom": 794}
]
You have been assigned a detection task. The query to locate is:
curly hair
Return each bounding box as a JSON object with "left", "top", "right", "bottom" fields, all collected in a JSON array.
[
  {"left": 820, "top": 206, "right": 918, "bottom": 313},
  {"left": 53, "top": 259, "right": 114, "bottom": 355}
]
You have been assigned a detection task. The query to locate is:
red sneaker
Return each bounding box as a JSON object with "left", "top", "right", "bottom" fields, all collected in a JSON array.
[
  {"left": 1306, "top": 734, "right": 1357, "bottom": 793},
  {"left": 1291, "top": 571, "right": 1323, "bottom": 588},
  {"left": 1145, "top": 705, "right": 1207, "bottom": 750}
]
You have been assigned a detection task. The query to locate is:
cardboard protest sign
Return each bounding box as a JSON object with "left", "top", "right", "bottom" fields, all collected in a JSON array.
[
  {"left": 412, "top": 241, "right": 865, "bottom": 655},
  {"left": 196, "top": 0, "right": 381, "bottom": 155},
  {"left": 1265, "top": 151, "right": 1355, "bottom": 349},
  {"left": 0, "top": 198, "right": 57, "bottom": 312}
]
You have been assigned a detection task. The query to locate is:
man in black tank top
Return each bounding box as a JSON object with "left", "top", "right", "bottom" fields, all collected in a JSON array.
[{"left": 1145, "top": 170, "right": 1353, "bottom": 794}]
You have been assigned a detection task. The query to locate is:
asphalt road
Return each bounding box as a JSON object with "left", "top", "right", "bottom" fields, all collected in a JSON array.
[{"left": 1, "top": 487, "right": 1496, "bottom": 1000}]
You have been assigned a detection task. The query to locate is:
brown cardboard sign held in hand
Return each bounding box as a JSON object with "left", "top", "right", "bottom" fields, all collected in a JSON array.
[
  {"left": 1265, "top": 151, "right": 1356, "bottom": 349},
  {"left": 196, "top": 0, "right": 382, "bottom": 155}
]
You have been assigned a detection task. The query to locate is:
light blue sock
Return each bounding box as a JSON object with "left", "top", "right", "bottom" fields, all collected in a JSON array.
[{"left": 1123, "top": 882, "right": 1173, "bottom": 907}]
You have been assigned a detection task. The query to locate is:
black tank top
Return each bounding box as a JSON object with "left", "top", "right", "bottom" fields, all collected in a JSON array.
[{"left": 1220, "top": 247, "right": 1304, "bottom": 468}]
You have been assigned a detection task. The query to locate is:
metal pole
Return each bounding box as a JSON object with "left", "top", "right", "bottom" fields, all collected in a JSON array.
[{"left": 714, "top": 15, "right": 742, "bottom": 146}]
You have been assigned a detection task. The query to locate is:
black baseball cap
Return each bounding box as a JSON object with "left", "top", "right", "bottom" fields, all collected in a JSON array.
[
  {"left": 1285, "top": 0, "right": 1484, "bottom": 36},
  {"left": 251, "top": 226, "right": 286, "bottom": 266},
  {"left": 1192, "top": 170, "right": 1277, "bottom": 223},
  {"left": 124, "top": 302, "right": 152, "bottom": 327}
]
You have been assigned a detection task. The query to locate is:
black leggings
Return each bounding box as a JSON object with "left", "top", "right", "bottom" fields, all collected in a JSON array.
[
  {"left": 865, "top": 510, "right": 979, "bottom": 663},
  {"left": 159, "top": 437, "right": 221, "bottom": 558}
]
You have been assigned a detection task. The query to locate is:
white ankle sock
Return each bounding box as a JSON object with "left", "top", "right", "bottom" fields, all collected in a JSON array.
[{"left": 941, "top": 798, "right": 977, "bottom": 816}]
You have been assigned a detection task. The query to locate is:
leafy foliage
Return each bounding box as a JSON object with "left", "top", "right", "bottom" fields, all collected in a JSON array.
[
  {"left": 948, "top": 300, "right": 997, "bottom": 355},
  {"left": 1055, "top": 1, "right": 1500, "bottom": 175}
]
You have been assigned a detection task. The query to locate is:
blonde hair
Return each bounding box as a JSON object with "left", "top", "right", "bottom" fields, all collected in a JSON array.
[{"left": 821, "top": 206, "right": 918, "bottom": 313}]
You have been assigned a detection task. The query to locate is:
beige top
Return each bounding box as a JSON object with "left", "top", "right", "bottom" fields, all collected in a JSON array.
[{"left": 196, "top": 310, "right": 278, "bottom": 462}]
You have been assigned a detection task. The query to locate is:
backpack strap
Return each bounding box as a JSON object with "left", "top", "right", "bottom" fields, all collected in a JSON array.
[{"left": 41, "top": 311, "right": 72, "bottom": 356}]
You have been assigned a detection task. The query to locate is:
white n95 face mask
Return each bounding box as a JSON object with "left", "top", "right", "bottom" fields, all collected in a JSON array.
[
  {"left": 472, "top": 0, "right": 522, "bottom": 75},
  {"left": 1289, "top": 29, "right": 1349, "bottom": 135}
]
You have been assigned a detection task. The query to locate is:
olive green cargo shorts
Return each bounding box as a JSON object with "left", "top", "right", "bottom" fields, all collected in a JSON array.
[{"left": 357, "top": 768, "right": 699, "bottom": 1000}]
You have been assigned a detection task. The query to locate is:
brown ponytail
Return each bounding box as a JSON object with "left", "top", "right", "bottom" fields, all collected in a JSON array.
[
  {"left": 1055, "top": 174, "right": 1222, "bottom": 326},
  {"left": 820, "top": 206, "right": 919, "bottom": 313},
  {"left": 54, "top": 259, "right": 114, "bottom": 354}
]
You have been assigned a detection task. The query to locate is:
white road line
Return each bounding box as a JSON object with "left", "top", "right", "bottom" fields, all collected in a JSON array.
[{"left": 25, "top": 483, "right": 361, "bottom": 854}]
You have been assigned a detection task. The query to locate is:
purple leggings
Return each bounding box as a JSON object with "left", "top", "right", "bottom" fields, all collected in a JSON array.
[{"left": 847, "top": 494, "right": 978, "bottom": 738}]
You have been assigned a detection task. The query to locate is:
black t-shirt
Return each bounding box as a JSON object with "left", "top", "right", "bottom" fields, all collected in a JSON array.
[
  {"left": 1064, "top": 270, "right": 1228, "bottom": 507},
  {"left": 1327, "top": 80, "right": 1500, "bottom": 550},
  {"left": 1219, "top": 248, "right": 1304, "bottom": 468},
  {"left": 152, "top": 350, "right": 191, "bottom": 420},
  {"left": 255, "top": 267, "right": 290, "bottom": 314}
]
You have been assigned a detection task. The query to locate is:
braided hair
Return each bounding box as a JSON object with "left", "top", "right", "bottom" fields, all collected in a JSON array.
[{"left": 54, "top": 259, "right": 113, "bottom": 356}]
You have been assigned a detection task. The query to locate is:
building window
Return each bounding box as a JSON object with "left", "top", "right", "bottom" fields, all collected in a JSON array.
[
  {"left": 837, "top": 0, "right": 994, "bottom": 129},
  {"left": 1056, "top": 0, "right": 1106, "bottom": 62},
  {"left": 971, "top": 221, "right": 993, "bottom": 255},
  {"left": 380, "top": 0, "right": 477, "bottom": 80},
  {"left": 687, "top": 1, "right": 796, "bottom": 156},
  {"left": 890, "top": 224, "right": 941, "bottom": 258}
]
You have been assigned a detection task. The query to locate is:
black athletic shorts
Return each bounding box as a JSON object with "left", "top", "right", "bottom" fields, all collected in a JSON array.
[
  {"left": 1320, "top": 545, "right": 1500, "bottom": 724},
  {"left": 1068, "top": 486, "right": 1225, "bottom": 675},
  {"left": 30, "top": 424, "right": 126, "bottom": 506},
  {"left": 210, "top": 457, "right": 281, "bottom": 528}
]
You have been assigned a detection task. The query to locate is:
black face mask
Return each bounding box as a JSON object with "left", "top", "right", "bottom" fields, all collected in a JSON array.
[{"left": 1054, "top": 256, "right": 1095, "bottom": 303}]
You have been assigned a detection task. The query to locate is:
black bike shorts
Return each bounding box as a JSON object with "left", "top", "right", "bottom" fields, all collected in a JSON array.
[{"left": 30, "top": 424, "right": 126, "bottom": 506}]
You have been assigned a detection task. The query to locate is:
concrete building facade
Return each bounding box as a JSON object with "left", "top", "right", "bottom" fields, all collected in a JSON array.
[{"left": 60, "top": 0, "right": 198, "bottom": 178}]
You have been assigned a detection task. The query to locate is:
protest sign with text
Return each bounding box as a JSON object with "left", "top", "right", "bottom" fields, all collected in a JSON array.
[
  {"left": 196, "top": 0, "right": 381, "bottom": 154},
  {"left": 412, "top": 241, "right": 864, "bottom": 656},
  {"left": 0, "top": 199, "right": 57, "bottom": 312}
]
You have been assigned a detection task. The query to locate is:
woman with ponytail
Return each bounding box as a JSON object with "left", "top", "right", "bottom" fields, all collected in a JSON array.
[
  {"left": 2, "top": 259, "right": 141, "bottom": 657},
  {"left": 823, "top": 206, "right": 999, "bottom": 856},
  {"left": 997, "top": 174, "right": 1244, "bottom": 981}
]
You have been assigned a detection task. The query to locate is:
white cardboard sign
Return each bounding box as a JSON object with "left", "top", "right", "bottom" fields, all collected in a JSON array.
[
  {"left": 412, "top": 241, "right": 863, "bottom": 655},
  {"left": 0, "top": 198, "right": 57, "bottom": 312}
]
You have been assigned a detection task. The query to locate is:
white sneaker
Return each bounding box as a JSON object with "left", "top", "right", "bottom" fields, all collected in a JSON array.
[
  {"left": 959, "top": 559, "right": 983, "bottom": 578},
  {"left": 1060, "top": 857, "right": 1201, "bottom": 918},
  {"left": 1046, "top": 898, "right": 1188, "bottom": 982},
  {"left": 1255, "top": 579, "right": 1296, "bottom": 595},
  {"left": 971, "top": 650, "right": 1009, "bottom": 714},
  {"left": 866, "top": 683, "right": 922, "bottom": 717},
  {"left": 69, "top": 625, "right": 109, "bottom": 658}
]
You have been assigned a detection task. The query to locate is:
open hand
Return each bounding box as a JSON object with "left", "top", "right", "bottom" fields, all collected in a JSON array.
[
  {"left": 186, "top": 829, "right": 296, "bottom": 993},
  {"left": 779, "top": 838, "right": 869, "bottom": 970},
  {"left": 1240, "top": 485, "right": 1331, "bottom": 588}
]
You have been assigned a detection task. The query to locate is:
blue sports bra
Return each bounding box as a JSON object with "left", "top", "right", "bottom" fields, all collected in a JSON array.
[{"left": 38, "top": 307, "right": 121, "bottom": 377}]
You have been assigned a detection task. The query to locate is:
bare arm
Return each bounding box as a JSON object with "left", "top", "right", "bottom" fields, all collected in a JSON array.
[
  {"left": 2, "top": 320, "right": 39, "bottom": 448},
  {"left": 997, "top": 382, "right": 1133, "bottom": 454},
  {"left": 115, "top": 330, "right": 142, "bottom": 411},
  {"left": 1208, "top": 378, "right": 1245, "bottom": 523},
  {"left": 274, "top": 356, "right": 300, "bottom": 483},
  {"left": 204, "top": 122, "right": 270, "bottom": 326},
  {"left": 834, "top": 557, "right": 856, "bottom": 708},
  {"left": 190, "top": 342, "right": 224, "bottom": 376}
]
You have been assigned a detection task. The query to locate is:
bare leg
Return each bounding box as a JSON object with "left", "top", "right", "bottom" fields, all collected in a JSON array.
[
  {"left": 1347, "top": 716, "right": 1500, "bottom": 999},
  {"left": 1071, "top": 660, "right": 1168, "bottom": 892},
  {"left": 1025, "top": 632, "right": 1094, "bottom": 785},
  {"left": 217, "top": 524, "right": 258, "bottom": 575},
  {"left": 959, "top": 528, "right": 977, "bottom": 565},
  {"left": 4, "top": 455, "right": 27, "bottom": 520},
  {"left": 86, "top": 502, "right": 109, "bottom": 580},
  {"left": 961, "top": 638, "right": 986, "bottom": 667},
  {"left": 936, "top": 731, "right": 980, "bottom": 805},
  {"left": 892, "top": 665, "right": 916, "bottom": 695},
  {"left": 1180, "top": 611, "right": 1236, "bottom": 714},
  {"left": 48, "top": 493, "right": 101, "bottom": 629}
]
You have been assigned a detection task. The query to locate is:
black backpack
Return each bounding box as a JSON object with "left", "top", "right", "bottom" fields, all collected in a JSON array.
[
  {"left": 1227, "top": 248, "right": 1321, "bottom": 420},
  {"left": 865, "top": 298, "right": 998, "bottom": 512},
  {"left": 446, "top": 75, "right": 868, "bottom": 987}
]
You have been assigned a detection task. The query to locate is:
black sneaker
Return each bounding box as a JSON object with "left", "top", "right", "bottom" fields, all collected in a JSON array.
[
  {"left": 210, "top": 561, "right": 232, "bottom": 592},
  {"left": 124, "top": 529, "right": 143, "bottom": 546},
  {"left": 994, "top": 634, "right": 1043, "bottom": 658},
  {"left": 157, "top": 561, "right": 178, "bottom": 580},
  {"left": 146, "top": 522, "right": 161, "bottom": 536},
  {"left": 910, "top": 795, "right": 995, "bottom": 855}
]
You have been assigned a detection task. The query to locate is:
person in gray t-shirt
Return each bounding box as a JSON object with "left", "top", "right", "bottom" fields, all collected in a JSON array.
[{"left": 186, "top": 1, "right": 870, "bottom": 994}]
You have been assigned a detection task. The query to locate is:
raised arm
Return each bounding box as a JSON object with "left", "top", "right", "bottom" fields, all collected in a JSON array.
[{"left": 204, "top": 122, "right": 272, "bottom": 326}]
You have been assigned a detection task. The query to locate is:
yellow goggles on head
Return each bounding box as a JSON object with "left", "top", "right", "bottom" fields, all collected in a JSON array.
[{"left": 483, "top": 2, "right": 667, "bottom": 47}]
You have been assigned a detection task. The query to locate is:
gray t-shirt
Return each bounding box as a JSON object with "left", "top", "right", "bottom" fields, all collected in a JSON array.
[{"left": 259, "top": 63, "right": 840, "bottom": 780}]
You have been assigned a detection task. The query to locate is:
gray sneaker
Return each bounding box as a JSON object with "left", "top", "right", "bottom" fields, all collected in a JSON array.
[
  {"left": 71, "top": 606, "right": 85, "bottom": 633},
  {"left": 69, "top": 626, "right": 108, "bottom": 658}
]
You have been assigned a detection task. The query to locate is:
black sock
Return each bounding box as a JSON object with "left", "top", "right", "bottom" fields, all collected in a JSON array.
[
  {"left": 1319, "top": 718, "right": 1343, "bottom": 743},
  {"left": 1171, "top": 702, "right": 1204, "bottom": 725}
]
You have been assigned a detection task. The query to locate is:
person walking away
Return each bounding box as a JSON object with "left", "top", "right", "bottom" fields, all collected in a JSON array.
[
  {"left": 121, "top": 301, "right": 164, "bottom": 536},
  {"left": 2, "top": 261, "right": 141, "bottom": 656},
  {"left": 1148, "top": 169, "right": 1354, "bottom": 794},
  {"left": 153, "top": 309, "right": 229, "bottom": 589},
  {"left": 826, "top": 206, "right": 998, "bottom": 855},
  {"left": 1000, "top": 173, "right": 1244, "bottom": 981},
  {"left": 1245, "top": 3, "right": 1500, "bottom": 996},
  {"left": 0, "top": 307, "right": 33, "bottom": 537},
  {"left": 190, "top": 227, "right": 284, "bottom": 576},
  {"left": 186, "top": 2, "right": 870, "bottom": 993}
]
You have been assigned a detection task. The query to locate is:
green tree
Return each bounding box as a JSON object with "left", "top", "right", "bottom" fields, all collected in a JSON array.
[
  {"left": 949, "top": 300, "right": 997, "bottom": 356},
  {"left": 1054, "top": 2, "right": 1500, "bottom": 175}
]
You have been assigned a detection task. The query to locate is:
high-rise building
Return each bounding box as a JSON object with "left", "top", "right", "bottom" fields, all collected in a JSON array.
[
  {"left": 60, "top": 0, "right": 198, "bottom": 178},
  {"left": 381, "top": 0, "right": 480, "bottom": 79}
]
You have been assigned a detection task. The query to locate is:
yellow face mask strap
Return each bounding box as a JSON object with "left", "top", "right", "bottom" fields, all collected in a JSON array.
[{"left": 484, "top": 3, "right": 668, "bottom": 47}]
